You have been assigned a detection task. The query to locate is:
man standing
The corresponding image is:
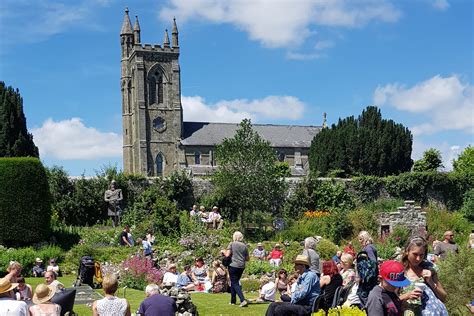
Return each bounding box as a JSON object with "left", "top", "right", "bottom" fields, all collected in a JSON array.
[
  {"left": 119, "top": 225, "right": 132, "bottom": 247},
  {"left": 0, "top": 278, "right": 28, "bottom": 316},
  {"left": 265, "top": 255, "right": 320, "bottom": 316},
  {"left": 434, "top": 231, "right": 459, "bottom": 260},
  {"left": 137, "top": 284, "right": 176, "bottom": 316}
]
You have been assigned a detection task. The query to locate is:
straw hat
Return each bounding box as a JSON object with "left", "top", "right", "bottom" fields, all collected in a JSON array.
[
  {"left": 33, "top": 284, "right": 56, "bottom": 304},
  {"left": 293, "top": 255, "right": 310, "bottom": 266},
  {"left": 35, "top": 258, "right": 43, "bottom": 263},
  {"left": 0, "top": 278, "right": 18, "bottom": 294}
]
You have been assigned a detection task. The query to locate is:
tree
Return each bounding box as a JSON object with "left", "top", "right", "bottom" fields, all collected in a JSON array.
[
  {"left": 452, "top": 145, "right": 474, "bottom": 174},
  {"left": 213, "top": 119, "right": 286, "bottom": 227},
  {"left": 413, "top": 148, "right": 443, "bottom": 172},
  {"left": 0, "top": 82, "right": 39, "bottom": 158},
  {"left": 309, "top": 106, "right": 413, "bottom": 177}
]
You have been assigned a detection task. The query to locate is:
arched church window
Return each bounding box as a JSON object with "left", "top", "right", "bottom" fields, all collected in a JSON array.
[
  {"left": 194, "top": 151, "right": 201, "bottom": 165},
  {"left": 156, "top": 154, "right": 163, "bottom": 176},
  {"left": 157, "top": 75, "right": 163, "bottom": 104},
  {"left": 149, "top": 76, "right": 156, "bottom": 104},
  {"left": 127, "top": 81, "right": 132, "bottom": 113}
]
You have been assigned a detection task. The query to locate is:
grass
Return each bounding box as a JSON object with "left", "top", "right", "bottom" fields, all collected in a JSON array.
[{"left": 25, "top": 276, "right": 271, "bottom": 316}]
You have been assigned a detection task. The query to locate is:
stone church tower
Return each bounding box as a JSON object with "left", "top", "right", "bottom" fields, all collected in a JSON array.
[{"left": 121, "top": 8, "right": 183, "bottom": 176}]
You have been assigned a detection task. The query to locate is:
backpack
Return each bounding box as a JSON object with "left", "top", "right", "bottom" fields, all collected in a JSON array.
[{"left": 356, "top": 251, "right": 379, "bottom": 305}]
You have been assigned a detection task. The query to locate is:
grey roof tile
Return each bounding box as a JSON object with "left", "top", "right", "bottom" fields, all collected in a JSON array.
[{"left": 181, "top": 122, "right": 321, "bottom": 148}]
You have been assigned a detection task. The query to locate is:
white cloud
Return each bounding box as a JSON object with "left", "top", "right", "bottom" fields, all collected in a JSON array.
[
  {"left": 182, "top": 95, "right": 306, "bottom": 122},
  {"left": 374, "top": 75, "right": 474, "bottom": 135},
  {"left": 32, "top": 118, "right": 122, "bottom": 160},
  {"left": 0, "top": 0, "right": 109, "bottom": 45},
  {"left": 432, "top": 0, "right": 449, "bottom": 10},
  {"left": 160, "top": 0, "right": 401, "bottom": 48},
  {"left": 412, "top": 138, "right": 468, "bottom": 171}
]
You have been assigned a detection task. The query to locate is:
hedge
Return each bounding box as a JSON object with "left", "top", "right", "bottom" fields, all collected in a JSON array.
[{"left": 0, "top": 157, "right": 51, "bottom": 246}]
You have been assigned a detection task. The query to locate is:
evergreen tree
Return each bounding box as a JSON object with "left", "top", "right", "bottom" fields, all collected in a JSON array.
[
  {"left": 0, "top": 81, "right": 39, "bottom": 157},
  {"left": 309, "top": 106, "right": 412, "bottom": 177}
]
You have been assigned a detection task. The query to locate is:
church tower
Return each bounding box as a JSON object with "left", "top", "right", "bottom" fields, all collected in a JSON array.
[{"left": 121, "top": 8, "right": 183, "bottom": 176}]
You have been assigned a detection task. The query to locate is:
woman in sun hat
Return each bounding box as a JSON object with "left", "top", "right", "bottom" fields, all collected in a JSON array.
[
  {"left": 0, "top": 277, "right": 29, "bottom": 314},
  {"left": 30, "top": 283, "right": 61, "bottom": 316}
]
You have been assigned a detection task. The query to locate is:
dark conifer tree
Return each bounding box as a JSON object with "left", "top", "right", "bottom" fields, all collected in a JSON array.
[
  {"left": 309, "top": 106, "right": 412, "bottom": 177},
  {"left": 0, "top": 81, "right": 39, "bottom": 157}
]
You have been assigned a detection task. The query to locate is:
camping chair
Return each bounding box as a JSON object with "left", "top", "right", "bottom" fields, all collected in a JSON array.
[
  {"left": 330, "top": 286, "right": 344, "bottom": 308},
  {"left": 311, "top": 295, "right": 323, "bottom": 312}
]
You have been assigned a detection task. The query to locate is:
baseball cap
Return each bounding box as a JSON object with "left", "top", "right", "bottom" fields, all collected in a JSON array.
[{"left": 379, "top": 260, "right": 410, "bottom": 287}]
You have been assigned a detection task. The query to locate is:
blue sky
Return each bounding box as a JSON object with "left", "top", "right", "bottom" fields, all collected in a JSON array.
[{"left": 0, "top": 0, "right": 472, "bottom": 176}]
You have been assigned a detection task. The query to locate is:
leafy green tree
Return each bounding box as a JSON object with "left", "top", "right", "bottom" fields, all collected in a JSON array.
[
  {"left": 309, "top": 106, "right": 413, "bottom": 177},
  {"left": 413, "top": 148, "right": 443, "bottom": 172},
  {"left": 452, "top": 145, "right": 474, "bottom": 174},
  {"left": 213, "top": 119, "right": 286, "bottom": 227},
  {"left": 0, "top": 82, "right": 39, "bottom": 157}
]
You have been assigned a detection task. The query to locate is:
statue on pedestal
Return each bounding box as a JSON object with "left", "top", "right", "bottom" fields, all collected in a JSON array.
[{"left": 104, "top": 180, "right": 123, "bottom": 227}]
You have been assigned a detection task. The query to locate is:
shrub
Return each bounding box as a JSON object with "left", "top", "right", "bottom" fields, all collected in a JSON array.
[
  {"left": 121, "top": 256, "right": 162, "bottom": 290},
  {"left": 316, "top": 239, "right": 339, "bottom": 260},
  {"left": 460, "top": 188, "right": 474, "bottom": 222},
  {"left": 351, "top": 176, "right": 385, "bottom": 203},
  {"left": 0, "top": 158, "right": 51, "bottom": 246},
  {"left": 426, "top": 205, "right": 471, "bottom": 245},
  {"left": 245, "top": 260, "right": 274, "bottom": 276},
  {"left": 437, "top": 248, "right": 474, "bottom": 314},
  {"left": 0, "top": 245, "right": 63, "bottom": 277}
]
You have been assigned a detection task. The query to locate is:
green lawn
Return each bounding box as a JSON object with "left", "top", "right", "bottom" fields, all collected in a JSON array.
[{"left": 26, "top": 276, "right": 270, "bottom": 316}]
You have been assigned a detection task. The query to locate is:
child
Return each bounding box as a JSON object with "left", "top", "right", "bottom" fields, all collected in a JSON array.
[
  {"left": 281, "top": 273, "right": 299, "bottom": 302},
  {"left": 366, "top": 260, "right": 416, "bottom": 316}
]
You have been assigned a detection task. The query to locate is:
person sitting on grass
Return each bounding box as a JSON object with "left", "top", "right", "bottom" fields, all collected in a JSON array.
[
  {"left": 265, "top": 255, "right": 320, "bottom": 316},
  {"left": 191, "top": 257, "right": 209, "bottom": 289},
  {"left": 176, "top": 265, "right": 195, "bottom": 291},
  {"left": 162, "top": 264, "right": 179, "bottom": 285},
  {"left": 0, "top": 277, "right": 28, "bottom": 315},
  {"left": 44, "top": 271, "right": 64, "bottom": 292},
  {"left": 211, "top": 260, "right": 229, "bottom": 293},
  {"left": 252, "top": 242, "right": 267, "bottom": 260},
  {"left": 274, "top": 269, "right": 289, "bottom": 299},
  {"left": 6, "top": 261, "right": 22, "bottom": 283},
  {"left": 268, "top": 244, "right": 284, "bottom": 267},
  {"left": 281, "top": 273, "right": 299, "bottom": 302},
  {"left": 32, "top": 258, "right": 45, "bottom": 277},
  {"left": 257, "top": 275, "right": 276, "bottom": 302},
  {"left": 93, "top": 274, "right": 131, "bottom": 316},
  {"left": 137, "top": 284, "right": 176, "bottom": 316},
  {"left": 15, "top": 277, "right": 32, "bottom": 301},
  {"left": 366, "top": 260, "right": 411, "bottom": 316},
  {"left": 46, "top": 259, "right": 60, "bottom": 276},
  {"left": 30, "top": 283, "right": 61, "bottom": 316}
]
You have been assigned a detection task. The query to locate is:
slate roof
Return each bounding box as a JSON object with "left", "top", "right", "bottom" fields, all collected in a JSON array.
[{"left": 181, "top": 122, "right": 321, "bottom": 148}]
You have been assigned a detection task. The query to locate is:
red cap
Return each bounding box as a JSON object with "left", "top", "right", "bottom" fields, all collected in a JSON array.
[{"left": 379, "top": 260, "right": 410, "bottom": 288}]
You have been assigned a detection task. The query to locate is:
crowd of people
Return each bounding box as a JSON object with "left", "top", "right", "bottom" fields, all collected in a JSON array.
[{"left": 0, "top": 226, "right": 463, "bottom": 316}]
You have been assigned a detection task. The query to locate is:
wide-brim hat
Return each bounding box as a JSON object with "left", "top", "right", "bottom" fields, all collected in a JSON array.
[
  {"left": 293, "top": 255, "right": 310, "bottom": 266},
  {"left": 275, "top": 243, "right": 281, "bottom": 248},
  {"left": 33, "top": 284, "right": 56, "bottom": 304},
  {"left": 36, "top": 258, "right": 43, "bottom": 263},
  {"left": 257, "top": 242, "right": 263, "bottom": 246},
  {"left": 0, "top": 278, "right": 18, "bottom": 294}
]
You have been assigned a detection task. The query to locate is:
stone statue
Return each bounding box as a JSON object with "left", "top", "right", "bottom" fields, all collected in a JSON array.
[{"left": 104, "top": 180, "right": 123, "bottom": 226}]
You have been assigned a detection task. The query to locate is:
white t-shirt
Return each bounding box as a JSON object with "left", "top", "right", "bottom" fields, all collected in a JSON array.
[
  {"left": 163, "top": 272, "right": 178, "bottom": 284},
  {"left": 260, "top": 281, "right": 276, "bottom": 301},
  {"left": 0, "top": 297, "right": 29, "bottom": 316}
]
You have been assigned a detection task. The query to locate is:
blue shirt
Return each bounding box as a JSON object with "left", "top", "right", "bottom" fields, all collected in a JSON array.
[
  {"left": 141, "top": 240, "right": 152, "bottom": 256},
  {"left": 291, "top": 269, "right": 320, "bottom": 306},
  {"left": 138, "top": 294, "right": 176, "bottom": 316}
]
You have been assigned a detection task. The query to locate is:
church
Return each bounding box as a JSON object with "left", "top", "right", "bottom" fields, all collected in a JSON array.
[{"left": 120, "top": 9, "right": 323, "bottom": 177}]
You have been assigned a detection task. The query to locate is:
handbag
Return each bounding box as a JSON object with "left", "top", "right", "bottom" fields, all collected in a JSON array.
[{"left": 223, "top": 255, "right": 232, "bottom": 267}]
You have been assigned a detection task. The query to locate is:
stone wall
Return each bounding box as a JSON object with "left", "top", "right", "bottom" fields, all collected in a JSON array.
[{"left": 378, "top": 200, "right": 427, "bottom": 237}]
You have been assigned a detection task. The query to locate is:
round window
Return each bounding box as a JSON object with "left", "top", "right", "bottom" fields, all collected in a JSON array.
[{"left": 153, "top": 116, "right": 166, "bottom": 132}]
